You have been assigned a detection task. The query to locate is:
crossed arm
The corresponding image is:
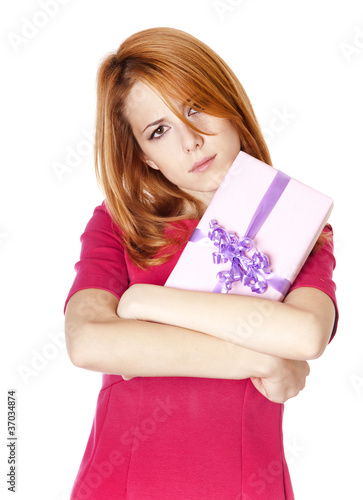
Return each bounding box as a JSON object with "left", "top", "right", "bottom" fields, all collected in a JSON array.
[
  {"left": 117, "top": 284, "right": 336, "bottom": 361},
  {"left": 65, "top": 284, "right": 335, "bottom": 403}
]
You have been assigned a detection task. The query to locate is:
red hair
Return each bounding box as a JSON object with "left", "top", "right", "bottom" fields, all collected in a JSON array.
[{"left": 94, "top": 27, "right": 328, "bottom": 268}]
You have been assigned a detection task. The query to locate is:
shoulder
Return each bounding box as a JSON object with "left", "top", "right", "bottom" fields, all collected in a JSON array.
[
  {"left": 291, "top": 224, "right": 336, "bottom": 288},
  {"left": 63, "top": 201, "right": 129, "bottom": 314},
  {"left": 83, "top": 200, "right": 123, "bottom": 238},
  {"left": 304, "top": 224, "right": 336, "bottom": 275},
  {"left": 77, "top": 200, "right": 126, "bottom": 257}
]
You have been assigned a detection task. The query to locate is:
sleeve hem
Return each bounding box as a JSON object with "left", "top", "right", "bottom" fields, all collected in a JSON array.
[
  {"left": 288, "top": 282, "right": 339, "bottom": 342},
  {"left": 63, "top": 276, "right": 126, "bottom": 315}
]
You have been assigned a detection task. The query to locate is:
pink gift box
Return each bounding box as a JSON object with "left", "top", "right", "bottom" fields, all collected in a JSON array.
[{"left": 165, "top": 151, "right": 333, "bottom": 301}]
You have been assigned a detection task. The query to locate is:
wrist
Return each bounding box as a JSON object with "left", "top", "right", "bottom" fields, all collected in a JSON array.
[
  {"left": 253, "top": 351, "right": 281, "bottom": 379},
  {"left": 231, "top": 344, "right": 276, "bottom": 380}
]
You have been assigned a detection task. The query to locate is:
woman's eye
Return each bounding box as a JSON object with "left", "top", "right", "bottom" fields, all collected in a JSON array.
[
  {"left": 188, "top": 107, "right": 199, "bottom": 116},
  {"left": 149, "top": 125, "right": 168, "bottom": 140}
]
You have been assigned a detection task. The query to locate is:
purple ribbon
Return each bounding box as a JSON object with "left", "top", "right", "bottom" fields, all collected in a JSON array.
[{"left": 190, "top": 170, "right": 292, "bottom": 295}]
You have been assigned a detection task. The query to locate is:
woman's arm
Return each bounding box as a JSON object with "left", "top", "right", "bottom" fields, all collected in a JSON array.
[
  {"left": 65, "top": 288, "right": 309, "bottom": 403},
  {"left": 117, "top": 284, "right": 336, "bottom": 361}
]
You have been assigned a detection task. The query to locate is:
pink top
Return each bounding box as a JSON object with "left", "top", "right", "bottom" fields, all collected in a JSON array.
[{"left": 64, "top": 201, "right": 338, "bottom": 500}]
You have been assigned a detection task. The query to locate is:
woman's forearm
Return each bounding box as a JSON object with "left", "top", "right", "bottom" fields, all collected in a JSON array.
[
  {"left": 70, "top": 314, "right": 274, "bottom": 381},
  {"left": 118, "top": 284, "right": 336, "bottom": 360},
  {"left": 65, "top": 289, "right": 310, "bottom": 402}
]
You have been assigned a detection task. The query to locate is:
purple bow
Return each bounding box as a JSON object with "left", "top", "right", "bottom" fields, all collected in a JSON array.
[
  {"left": 189, "top": 169, "right": 292, "bottom": 296},
  {"left": 208, "top": 219, "right": 271, "bottom": 293}
]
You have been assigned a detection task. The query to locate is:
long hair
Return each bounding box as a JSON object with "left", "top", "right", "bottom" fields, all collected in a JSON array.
[{"left": 94, "top": 27, "right": 327, "bottom": 268}]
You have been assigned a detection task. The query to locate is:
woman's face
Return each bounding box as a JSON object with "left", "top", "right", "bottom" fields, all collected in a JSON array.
[{"left": 125, "top": 82, "right": 241, "bottom": 205}]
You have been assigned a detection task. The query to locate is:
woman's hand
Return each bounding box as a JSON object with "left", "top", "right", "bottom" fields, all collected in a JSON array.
[{"left": 250, "top": 357, "right": 310, "bottom": 404}]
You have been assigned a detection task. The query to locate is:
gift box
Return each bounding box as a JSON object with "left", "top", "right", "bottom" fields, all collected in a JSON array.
[{"left": 165, "top": 151, "right": 333, "bottom": 301}]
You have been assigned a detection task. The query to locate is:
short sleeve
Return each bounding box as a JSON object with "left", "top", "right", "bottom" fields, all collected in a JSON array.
[
  {"left": 63, "top": 201, "right": 129, "bottom": 314},
  {"left": 288, "top": 225, "right": 338, "bottom": 342}
]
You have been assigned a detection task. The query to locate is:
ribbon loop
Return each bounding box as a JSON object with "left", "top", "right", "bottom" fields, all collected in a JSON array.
[{"left": 207, "top": 220, "right": 271, "bottom": 294}]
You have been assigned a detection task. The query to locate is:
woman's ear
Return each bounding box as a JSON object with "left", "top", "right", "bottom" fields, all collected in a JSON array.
[{"left": 141, "top": 155, "right": 159, "bottom": 171}]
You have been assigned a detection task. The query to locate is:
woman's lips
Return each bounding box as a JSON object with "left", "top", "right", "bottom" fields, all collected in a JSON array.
[{"left": 190, "top": 154, "right": 216, "bottom": 173}]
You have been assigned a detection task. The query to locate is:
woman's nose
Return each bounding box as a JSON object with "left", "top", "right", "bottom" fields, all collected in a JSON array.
[{"left": 181, "top": 124, "right": 204, "bottom": 153}]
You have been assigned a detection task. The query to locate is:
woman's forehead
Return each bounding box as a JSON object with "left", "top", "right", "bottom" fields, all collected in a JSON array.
[{"left": 126, "top": 82, "right": 188, "bottom": 117}]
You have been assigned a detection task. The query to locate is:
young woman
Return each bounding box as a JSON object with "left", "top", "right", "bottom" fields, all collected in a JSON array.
[{"left": 64, "top": 27, "right": 338, "bottom": 500}]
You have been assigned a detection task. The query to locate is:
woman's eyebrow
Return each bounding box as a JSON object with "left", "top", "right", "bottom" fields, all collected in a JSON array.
[{"left": 142, "top": 118, "right": 166, "bottom": 133}]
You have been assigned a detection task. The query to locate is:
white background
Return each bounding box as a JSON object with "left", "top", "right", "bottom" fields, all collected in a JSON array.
[{"left": 1, "top": 0, "right": 362, "bottom": 499}]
